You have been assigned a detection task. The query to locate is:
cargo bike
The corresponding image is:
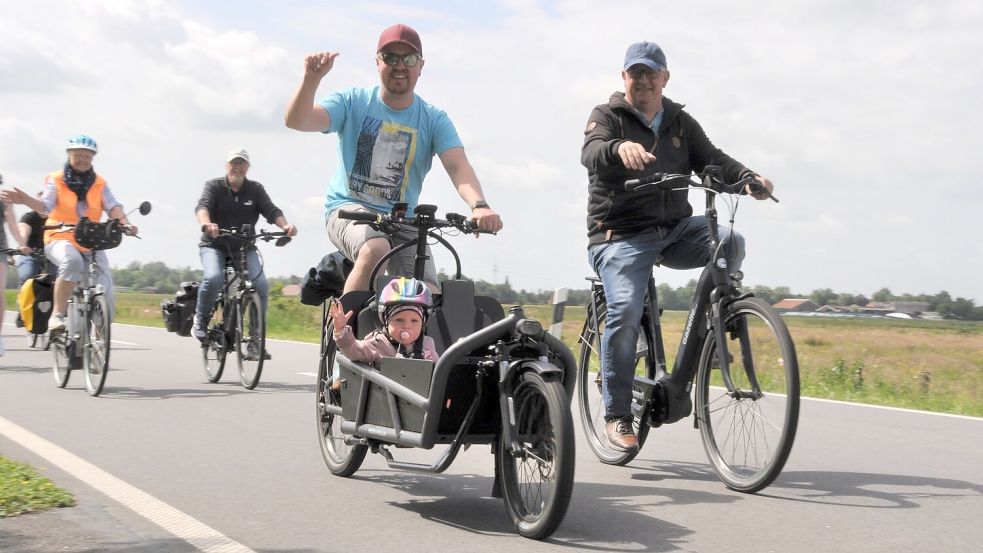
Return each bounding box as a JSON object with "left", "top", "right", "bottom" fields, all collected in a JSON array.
[{"left": 312, "top": 203, "right": 576, "bottom": 539}]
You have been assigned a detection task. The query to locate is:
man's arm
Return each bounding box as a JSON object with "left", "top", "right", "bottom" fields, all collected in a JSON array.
[
  {"left": 438, "top": 147, "right": 503, "bottom": 233},
  {"left": 581, "top": 107, "right": 652, "bottom": 181},
  {"left": 196, "top": 182, "right": 219, "bottom": 238},
  {"left": 684, "top": 112, "right": 774, "bottom": 199},
  {"left": 285, "top": 51, "right": 338, "bottom": 132}
]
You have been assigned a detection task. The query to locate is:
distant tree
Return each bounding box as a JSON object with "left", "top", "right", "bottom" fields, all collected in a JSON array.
[
  {"left": 809, "top": 288, "right": 837, "bottom": 306},
  {"left": 872, "top": 287, "right": 894, "bottom": 303}
]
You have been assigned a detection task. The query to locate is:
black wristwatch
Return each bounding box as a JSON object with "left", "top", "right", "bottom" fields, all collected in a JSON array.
[{"left": 470, "top": 200, "right": 490, "bottom": 210}]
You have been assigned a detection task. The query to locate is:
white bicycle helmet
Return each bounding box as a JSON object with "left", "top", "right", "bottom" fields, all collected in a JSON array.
[
  {"left": 65, "top": 134, "right": 99, "bottom": 153},
  {"left": 377, "top": 277, "right": 432, "bottom": 323}
]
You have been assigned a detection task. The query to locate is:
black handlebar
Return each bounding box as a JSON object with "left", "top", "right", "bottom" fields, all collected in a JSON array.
[
  {"left": 337, "top": 209, "right": 381, "bottom": 223},
  {"left": 338, "top": 204, "right": 486, "bottom": 235},
  {"left": 624, "top": 167, "right": 778, "bottom": 202},
  {"left": 216, "top": 227, "right": 292, "bottom": 247}
]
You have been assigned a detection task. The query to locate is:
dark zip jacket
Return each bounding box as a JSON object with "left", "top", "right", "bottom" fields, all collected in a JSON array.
[
  {"left": 582, "top": 92, "right": 754, "bottom": 245},
  {"left": 196, "top": 177, "right": 283, "bottom": 250}
]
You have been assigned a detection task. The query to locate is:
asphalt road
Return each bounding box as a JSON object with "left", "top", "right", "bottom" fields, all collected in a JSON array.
[{"left": 1, "top": 316, "right": 981, "bottom": 552}]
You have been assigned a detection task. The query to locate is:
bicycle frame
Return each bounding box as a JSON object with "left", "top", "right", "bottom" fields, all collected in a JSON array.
[{"left": 588, "top": 171, "right": 751, "bottom": 427}]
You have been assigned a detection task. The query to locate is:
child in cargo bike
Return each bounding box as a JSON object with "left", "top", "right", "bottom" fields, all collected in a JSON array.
[{"left": 329, "top": 277, "right": 439, "bottom": 365}]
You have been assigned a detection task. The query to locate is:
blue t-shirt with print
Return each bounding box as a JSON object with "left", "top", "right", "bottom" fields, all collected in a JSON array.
[{"left": 319, "top": 86, "right": 463, "bottom": 217}]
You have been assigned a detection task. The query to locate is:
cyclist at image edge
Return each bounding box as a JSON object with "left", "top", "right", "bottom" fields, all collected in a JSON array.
[
  {"left": 582, "top": 42, "right": 775, "bottom": 453},
  {"left": 0, "top": 135, "right": 137, "bottom": 334},
  {"left": 0, "top": 174, "right": 32, "bottom": 356},
  {"left": 192, "top": 148, "right": 298, "bottom": 358},
  {"left": 15, "top": 190, "right": 50, "bottom": 285},
  {"left": 284, "top": 23, "right": 503, "bottom": 293}
]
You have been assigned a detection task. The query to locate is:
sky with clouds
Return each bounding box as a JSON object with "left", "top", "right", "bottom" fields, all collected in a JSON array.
[{"left": 2, "top": 0, "right": 981, "bottom": 302}]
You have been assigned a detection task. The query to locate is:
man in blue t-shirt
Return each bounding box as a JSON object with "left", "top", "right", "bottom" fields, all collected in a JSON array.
[{"left": 286, "top": 23, "right": 503, "bottom": 293}]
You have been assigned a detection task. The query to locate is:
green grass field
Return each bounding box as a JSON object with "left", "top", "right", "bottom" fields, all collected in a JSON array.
[{"left": 5, "top": 290, "right": 982, "bottom": 416}]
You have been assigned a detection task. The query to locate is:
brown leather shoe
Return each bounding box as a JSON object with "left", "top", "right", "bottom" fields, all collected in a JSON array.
[{"left": 605, "top": 417, "right": 639, "bottom": 452}]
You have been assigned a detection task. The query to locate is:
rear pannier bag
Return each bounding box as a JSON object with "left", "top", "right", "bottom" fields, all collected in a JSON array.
[
  {"left": 161, "top": 281, "right": 199, "bottom": 336},
  {"left": 17, "top": 273, "right": 55, "bottom": 334}
]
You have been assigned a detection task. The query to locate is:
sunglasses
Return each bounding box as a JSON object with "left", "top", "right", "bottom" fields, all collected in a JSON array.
[
  {"left": 627, "top": 67, "right": 663, "bottom": 80},
  {"left": 377, "top": 52, "right": 422, "bottom": 67}
]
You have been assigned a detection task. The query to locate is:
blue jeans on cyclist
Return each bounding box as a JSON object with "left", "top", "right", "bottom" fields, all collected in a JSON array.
[
  {"left": 194, "top": 247, "right": 269, "bottom": 333},
  {"left": 587, "top": 216, "right": 745, "bottom": 422}
]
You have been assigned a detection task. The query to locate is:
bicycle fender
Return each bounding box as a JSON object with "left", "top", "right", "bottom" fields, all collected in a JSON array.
[{"left": 506, "top": 359, "right": 565, "bottom": 384}]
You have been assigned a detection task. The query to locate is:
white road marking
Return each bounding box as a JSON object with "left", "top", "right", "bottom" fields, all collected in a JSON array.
[
  {"left": 297, "top": 372, "right": 317, "bottom": 377},
  {"left": 0, "top": 415, "right": 257, "bottom": 553}
]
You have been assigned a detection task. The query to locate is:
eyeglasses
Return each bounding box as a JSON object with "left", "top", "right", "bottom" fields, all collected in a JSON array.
[
  {"left": 627, "top": 67, "right": 663, "bottom": 80},
  {"left": 377, "top": 52, "right": 421, "bottom": 67},
  {"left": 229, "top": 159, "right": 249, "bottom": 166}
]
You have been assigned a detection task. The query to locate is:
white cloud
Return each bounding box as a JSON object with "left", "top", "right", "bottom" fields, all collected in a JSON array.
[{"left": 0, "top": 0, "right": 980, "bottom": 302}]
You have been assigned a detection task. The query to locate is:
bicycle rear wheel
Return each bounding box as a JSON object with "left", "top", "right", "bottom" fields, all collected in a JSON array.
[
  {"left": 577, "top": 301, "right": 654, "bottom": 465},
  {"left": 202, "top": 300, "right": 227, "bottom": 383},
  {"left": 52, "top": 334, "right": 71, "bottom": 388},
  {"left": 315, "top": 311, "right": 366, "bottom": 477},
  {"left": 695, "top": 297, "right": 799, "bottom": 493},
  {"left": 83, "top": 295, "right": 111, "bottom": 397},
  {"left": 498, "top": 371, "right": 574, "bottom": 540},
  {"left": 236, "top": 292, "right": 265, "bottom": 389}
]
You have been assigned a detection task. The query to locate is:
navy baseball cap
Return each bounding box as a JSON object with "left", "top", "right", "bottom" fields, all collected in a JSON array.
[{"left": 624, "top": 42, "right": 667, "bottom": 71}]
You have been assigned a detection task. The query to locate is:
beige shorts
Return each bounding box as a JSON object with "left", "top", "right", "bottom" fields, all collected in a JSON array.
[{"left": 325, "top": 203, "right": 438, "bottom": 286}]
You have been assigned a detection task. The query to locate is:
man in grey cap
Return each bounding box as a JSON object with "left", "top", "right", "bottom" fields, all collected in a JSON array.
[
  {"left": 285, "top": 23, "right": 503, "bottom": 293},
  {"left": 582, "top": 41, "right": 775, "bottom": 452},
  {"left": 192, "top": 148, "right": 298, "bottom": 355}
]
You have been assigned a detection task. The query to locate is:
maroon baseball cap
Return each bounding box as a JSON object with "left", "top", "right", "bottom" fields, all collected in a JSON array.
[{"left": 377, "top": 23, "right": 422, "bottom": 55}]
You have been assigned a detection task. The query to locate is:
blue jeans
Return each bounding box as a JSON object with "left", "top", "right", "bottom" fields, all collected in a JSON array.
[
  {"left": 587, "top": 216, "right": 745, "bottom": 420},
  {"left": 16, "top": 255, "right": 40, "bottom": 285},
  {"left": 16, "top": 255, "right": 54, "bottom": 285},
  {"left": 195, "top": 247, "right": 268, "bottom": 328}
]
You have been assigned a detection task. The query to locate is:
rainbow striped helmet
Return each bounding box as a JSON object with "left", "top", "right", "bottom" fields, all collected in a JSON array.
[{"left": 377, "top": 277, "right": 432, "bottom": 322}]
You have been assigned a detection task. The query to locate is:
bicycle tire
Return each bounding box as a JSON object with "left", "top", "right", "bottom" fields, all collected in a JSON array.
[
  {"left": 498, "top": 371, "right": 575, "bottom": 540},
  {"left": 83, "top": 295, "right": 111, "bottom": 397},
  {"left": 202, "top": 299, "right": 227, "bottom": 383},
  {"left": 315, "top": 317, "right": 367, "bottom": 477},
  {"left": 577, "top": 300, "right": 654, "bottom": 465},
  {"left": 694, "top": 297, "right": 799, "bottom": 493},
  {"left": 236, "top": 292, "right": 265, "bottom": 389},
  {"left": 52, "top": 334, "right": 71, "bottom": 388}
]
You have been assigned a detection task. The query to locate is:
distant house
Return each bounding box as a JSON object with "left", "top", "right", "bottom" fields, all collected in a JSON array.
[
  {"left": 772, "top": 299, "right": 819, "bottom": 312},
  {"left": 281, "top": 284, "right": 301, "bottom": 297},
  {"left": 892, "top": 301, "right": 930, "bottom": 316}
]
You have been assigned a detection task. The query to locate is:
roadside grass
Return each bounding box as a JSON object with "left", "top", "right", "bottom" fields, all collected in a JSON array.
[
  {"left": 0, "top": 456, "right": 76, "bottom": 517},
  {"left": 5, "top": 291, "right": 981, "bottom": 416}
]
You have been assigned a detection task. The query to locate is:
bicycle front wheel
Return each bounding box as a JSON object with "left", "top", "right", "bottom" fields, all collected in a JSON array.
[
  {"left": 498, "top": 371, "right": 575, "bottom": 540},
  {"left": 52, "top": 334, "right": 71, "bottom": 388},
  {"left": 202, "top": 300, "right": 227, "bottom": 383},
  {"left": 577, "top": 303, "right": 654, "bottom": 465},
  {"left": 236, "top": 292, "right": 265, "bottom": 389},
  {"left": 695, "top": 297, "right": 799, "bottom": 493},
  {"left": 83, "top": 295, "right": 111, "bottom": 397},
  {"left": 315, "top": 318, "right": 366, "bottom": 477}
]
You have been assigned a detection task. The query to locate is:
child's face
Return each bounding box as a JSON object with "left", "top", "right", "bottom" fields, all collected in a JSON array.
[{"left": 387, "top": 310, "right": 424, "bottom": 347}]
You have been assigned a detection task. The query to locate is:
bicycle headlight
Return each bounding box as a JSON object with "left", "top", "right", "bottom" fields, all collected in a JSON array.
[{"left": 244, "top": 279, "right": 253, "bottom": 289}]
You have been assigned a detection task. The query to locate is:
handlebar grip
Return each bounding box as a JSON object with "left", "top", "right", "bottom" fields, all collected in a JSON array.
[
  {"left": 338, "top": 210, "right": 380, "bottom": 222},
  {"left": 624, "top": 173, "right": 666, "bottom": 191}
]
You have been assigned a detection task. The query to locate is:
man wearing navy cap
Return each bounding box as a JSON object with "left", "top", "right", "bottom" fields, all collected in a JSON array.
[
  {"left": 286, "top": 24, "right": 503, "bottom": 293},
  {"left": 582, "top": 41, "right": 775, "bottom": 452}
]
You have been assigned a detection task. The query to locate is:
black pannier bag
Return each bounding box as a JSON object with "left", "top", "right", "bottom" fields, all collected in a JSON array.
[
  {"left": 161, "top": 281, "right": 199, "bottom": 336},
  {"left": 300, "top": 252, "right": 353, "bottom": 306}
]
